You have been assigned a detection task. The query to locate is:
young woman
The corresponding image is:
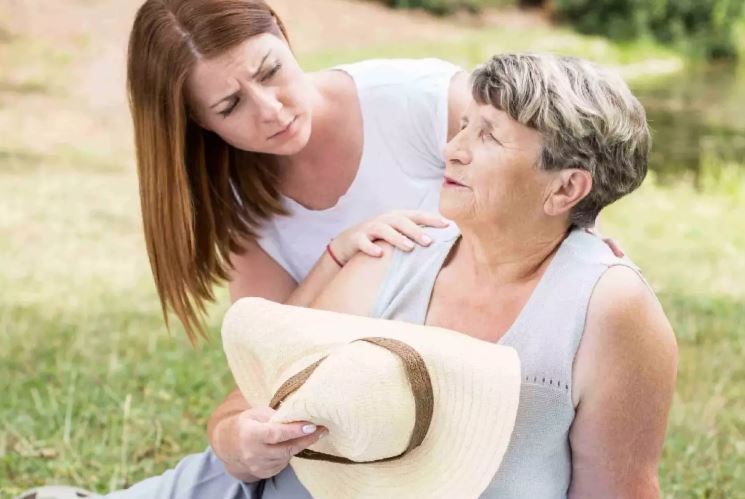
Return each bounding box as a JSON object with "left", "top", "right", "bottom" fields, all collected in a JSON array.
[{"left": 118, "top": 0, "right": 467, "bottom": 495}]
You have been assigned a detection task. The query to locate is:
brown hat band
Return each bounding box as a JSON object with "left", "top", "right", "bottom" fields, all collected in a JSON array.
[{"left": 269, "top": 337, "right": 434, "bottom": 464}]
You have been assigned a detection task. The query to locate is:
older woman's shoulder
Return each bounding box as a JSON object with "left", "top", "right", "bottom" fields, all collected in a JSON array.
[
  {"left": 586, "top": 264, "right": 675, "bottom": 352},
  {"left": 572, "top": 264, "right": 678, "bottom": 405}
]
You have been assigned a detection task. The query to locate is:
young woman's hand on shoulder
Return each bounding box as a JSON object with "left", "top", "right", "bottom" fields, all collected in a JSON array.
[{"left": 328, "top": 210, "right": 450, "bottom": 266}]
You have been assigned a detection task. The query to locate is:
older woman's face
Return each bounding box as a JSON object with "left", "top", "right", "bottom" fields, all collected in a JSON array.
[
  {"left": 187, "top": 33, "right": 313, "bottom": 155},
  {"left": 441, "top": 101, "right": 550, "bottom": 227}
]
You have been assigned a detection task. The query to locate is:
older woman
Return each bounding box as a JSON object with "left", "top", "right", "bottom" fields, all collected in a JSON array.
[{"left": 283, "top": 53, "right": 676, "bottom": 498}]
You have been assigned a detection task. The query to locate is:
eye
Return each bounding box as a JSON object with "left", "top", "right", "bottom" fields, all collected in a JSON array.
[
  {"left": 481, "top": 129, "right": 501, "bottom": 144},
  {"left": 219, "top": 97, "right": 239, "bottom": 118},
  {"left": 261, "top": 62, "right": 282, "bottom": 82}
]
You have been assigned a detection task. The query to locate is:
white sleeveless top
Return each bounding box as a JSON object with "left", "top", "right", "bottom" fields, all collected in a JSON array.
[{"left": 255, "top": 58, "right": 463, "bottom": 282}]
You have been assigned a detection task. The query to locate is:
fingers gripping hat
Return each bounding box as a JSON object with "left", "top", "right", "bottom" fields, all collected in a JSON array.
[{"left": 222, "top": 298, "right": 521, "bottom": 499}]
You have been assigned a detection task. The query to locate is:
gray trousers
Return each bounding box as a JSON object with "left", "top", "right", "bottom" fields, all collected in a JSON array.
[{"left": 104, "top": 448, "right": 312, "bottom": 499}]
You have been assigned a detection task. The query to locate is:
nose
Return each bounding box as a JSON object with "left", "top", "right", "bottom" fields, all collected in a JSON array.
[
  {"left": 443, "top": 134, "right": 471, "bottom": 166},
  {"left": 251, "top": 86, "right": 283, "bottom": 123}
]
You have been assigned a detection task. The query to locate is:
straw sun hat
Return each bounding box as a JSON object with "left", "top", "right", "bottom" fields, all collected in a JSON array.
[{"left": 222, "top": 298, "right": 521, "bottom": 499}]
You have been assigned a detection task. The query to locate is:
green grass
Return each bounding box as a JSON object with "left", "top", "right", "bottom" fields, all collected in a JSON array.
[
  {"left": 0, "top": 170, "right": 230, "bottom": 492},
  {"left": 602, "top": 173, "right": 745, "bottom": 498},
  {"left": 1, "top": 14, "right": 743, "bottom": 499}
]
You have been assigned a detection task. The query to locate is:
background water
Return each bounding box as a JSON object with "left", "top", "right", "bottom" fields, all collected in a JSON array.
[{"left": 633, "top": 62, "right": 745, "bottom": 187}]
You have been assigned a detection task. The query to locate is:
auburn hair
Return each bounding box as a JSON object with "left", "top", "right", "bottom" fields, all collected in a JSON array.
[{"left": 127, "top": 0, "right": 290, "bottom": 343}]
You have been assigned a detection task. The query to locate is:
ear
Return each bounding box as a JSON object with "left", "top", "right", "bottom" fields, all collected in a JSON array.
[{"left": 543, "top": 169, "right": 592, "bottom": 217}]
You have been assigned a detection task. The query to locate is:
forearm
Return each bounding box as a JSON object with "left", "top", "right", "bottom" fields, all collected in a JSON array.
[
  {"left": 285, "top": 248, "right": 342, "bottom": 306},
  {"left": 208, "top": 388, "right": 263, "bottom": 482},
  {"left": 569, "top": 470, "right": 661, "bottom": 499},
  {"left": 209, "top": 252, "right": 341, "bottom": 469},
  {"left": 208, "top": 387, "right": 247, "bottom": 449}
]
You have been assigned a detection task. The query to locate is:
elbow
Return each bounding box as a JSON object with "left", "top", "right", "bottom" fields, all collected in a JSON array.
[
  {"left": 570, "top": 470, "right": 661, "bottom": 499},
  {"left": 637, "top": 470, "right": 661, "bottom": 499},
  {"left": 631, "top": 472, "right": 662, "bottom": 499}
]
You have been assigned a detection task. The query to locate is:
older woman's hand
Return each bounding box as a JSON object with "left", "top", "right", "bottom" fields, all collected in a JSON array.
[{"left": 328, "top": 210, "right": 449, "bottom": 266}]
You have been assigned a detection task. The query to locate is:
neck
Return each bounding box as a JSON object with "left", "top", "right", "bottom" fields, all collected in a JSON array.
[{"left": 453, "top": 218, "right": 571, "bottom": 285}]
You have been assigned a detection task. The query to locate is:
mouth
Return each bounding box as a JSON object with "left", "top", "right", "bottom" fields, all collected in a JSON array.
[
  {"left": 268, "top": 115, "right": 298, "bottom": 140},
  {"left": 443, "top": 175, "right": 468, "bottom": 188}
]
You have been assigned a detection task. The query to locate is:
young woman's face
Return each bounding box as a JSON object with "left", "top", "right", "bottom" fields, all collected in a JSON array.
[{"left": 187, "top": 33, "right": 313, "bottom": 155}]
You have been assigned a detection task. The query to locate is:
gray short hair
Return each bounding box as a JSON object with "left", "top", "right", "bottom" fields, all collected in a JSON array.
[{"left": 471, "top": 53, "right": 650, "bottom": 227}]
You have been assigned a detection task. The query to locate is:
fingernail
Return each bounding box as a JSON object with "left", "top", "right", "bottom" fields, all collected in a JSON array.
[
  {"left": 374, "top": 247, "right": 383, "bottom": 256},
  {"left": 422, "top": 235, "right": 432, "bottom": 245},
  {"left": 440, "top": 219, "right": 450, "bottom": 225},
  {"left": 302, "top": 424, "right": 317, "bottom": 434},
  {"left": 405, "top": 241, "right": 415, "bottom": 250}
]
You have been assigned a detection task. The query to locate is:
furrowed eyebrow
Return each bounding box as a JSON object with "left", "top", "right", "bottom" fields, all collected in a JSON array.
[
  {"left": 209, "top": 51, "right": 272, "bottom": 109},
  {"left": 250, "top": 51, "right": 271, "bottom": 79}
]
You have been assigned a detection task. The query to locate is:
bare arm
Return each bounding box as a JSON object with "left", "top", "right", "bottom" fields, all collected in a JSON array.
[
  {"left": 210, "top": 239, "right": 341, "bottom": 481},
  {"left": 569, "top": 266, "right": 678, "bottom": 498},
  {"left": 227, "top": 237, "right": 343, "bottom": 306},
  {"left": 310, "top": 243, "right": 395, "bottom": 314}
]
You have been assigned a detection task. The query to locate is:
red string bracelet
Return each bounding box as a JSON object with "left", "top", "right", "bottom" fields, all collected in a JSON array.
[{"left": 326, "top": 242, "right": 344, "bottom": 267}]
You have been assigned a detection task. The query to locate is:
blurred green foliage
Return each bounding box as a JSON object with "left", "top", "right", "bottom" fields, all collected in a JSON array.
[
  {"left": 377, "top": 0, "right": 516, "bottom": 16},
  {"left": 554, "top": 0, "right": 745, "bottom": 59},
  {"left": 378, "top": 0, "right": 745, "bottom": 59}
]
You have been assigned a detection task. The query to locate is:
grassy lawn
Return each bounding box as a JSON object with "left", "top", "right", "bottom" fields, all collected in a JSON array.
[{"left": 1, "top": 6, "right": 743, "bottom": 498}]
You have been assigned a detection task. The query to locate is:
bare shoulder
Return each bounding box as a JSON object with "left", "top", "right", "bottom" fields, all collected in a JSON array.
[
  {"left": 587, "top": 265, "right": 676, "bottom": 351},
  {"left": 311, "top": 242, "right": 396, "bottom": 317},
  {"left": 573, "top": 265, "right": 678, "bottom": 404}
]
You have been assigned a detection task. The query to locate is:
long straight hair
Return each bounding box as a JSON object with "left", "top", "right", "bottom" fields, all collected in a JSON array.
[{"left": 127, "top": 0, "right": 290, "bottom": 343}]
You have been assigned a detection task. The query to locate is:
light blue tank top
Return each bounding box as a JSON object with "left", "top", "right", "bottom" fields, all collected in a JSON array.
[
  {"left": 262, "top": 225, "right": 640, "bottom": 498},
  {"left": 369, "top": 224, "right": 640, "bottom": 498}
]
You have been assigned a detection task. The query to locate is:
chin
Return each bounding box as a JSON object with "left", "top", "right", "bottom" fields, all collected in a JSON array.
[
  {"left": 438, "top": 194, "right": 464, "bottom": 223},
  {"left": 273, "top": 136, "right": 308, "bottom": 156},
  {"left": 273, "top": 115, "right": 312, "bottom": 156}
]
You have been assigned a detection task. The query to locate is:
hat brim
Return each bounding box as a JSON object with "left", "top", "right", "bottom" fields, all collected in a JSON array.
[{"left": 222, "top": 297, "right": 521, "bottom": 499}]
